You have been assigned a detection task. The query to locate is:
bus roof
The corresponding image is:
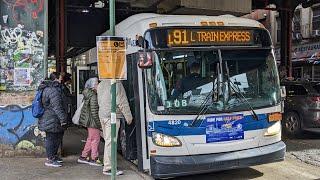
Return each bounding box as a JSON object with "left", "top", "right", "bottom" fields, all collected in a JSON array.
[
  {"left": 115, "top": 13, "right": 262, "bottom": 35},
  {"left": 83, "top": 13, "right": 265, "bottom": 64}
]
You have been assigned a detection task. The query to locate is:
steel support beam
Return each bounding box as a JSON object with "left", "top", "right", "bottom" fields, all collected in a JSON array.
[
  {"left": 44, "top": 0, "right": 48, "bottom": 78},
  {"left": 56, "top": 0, "right": 66, "bottom": 73},
  {"left": 279, "top": 0, "right": 293, "bottom": 78}
]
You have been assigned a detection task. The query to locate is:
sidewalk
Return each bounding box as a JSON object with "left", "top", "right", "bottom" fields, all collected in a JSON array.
[{"left": 0, "top": 127, "right": 153, "bottom": 180}]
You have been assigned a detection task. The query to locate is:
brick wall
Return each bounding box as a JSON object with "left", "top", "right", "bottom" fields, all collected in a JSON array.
[
  {"left": 0, "top": 144, "right": 45, "bottom": 158},
  {"left": 0, "top": 92, "right": 34, "bottom": 106}
]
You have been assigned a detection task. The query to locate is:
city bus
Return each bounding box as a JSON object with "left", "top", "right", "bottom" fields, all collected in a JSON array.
[{"left": 75, "top": 13, "right": 286, "bottom": 179}]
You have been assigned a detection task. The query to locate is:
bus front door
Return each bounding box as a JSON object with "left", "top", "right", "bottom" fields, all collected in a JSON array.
[{"left": 76, "top": 66, "right": 96, "bottom": 108}]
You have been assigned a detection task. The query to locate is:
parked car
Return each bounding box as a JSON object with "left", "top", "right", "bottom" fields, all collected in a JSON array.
[{"left": 281, "top": 81, "right": 320, "bottom": 137}]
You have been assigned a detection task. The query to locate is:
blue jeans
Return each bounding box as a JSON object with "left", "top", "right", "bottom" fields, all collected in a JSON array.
[{"left": 45, "top": 132, "right": 64, "bottom": 160}]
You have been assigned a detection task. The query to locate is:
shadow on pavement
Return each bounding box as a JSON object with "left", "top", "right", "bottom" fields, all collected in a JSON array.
[
  {"left": 282, "top": 131, "right": 320, "bottom": 141},
  {"left": 282, "top": 131, "right": 320, "bottom": 152},
  {"left": 62, "top": 126, "right": 105, "bottom": 158},
  {"left": 298, "top": 131, "right": 320, "bottom": 140},
  {"left": 172, "top": 168, "right": 263, "bottom": 180}
]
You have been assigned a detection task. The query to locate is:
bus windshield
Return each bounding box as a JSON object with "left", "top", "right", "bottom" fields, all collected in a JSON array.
[{"left": 146, "top": 49, "right": 280, "bottom": 114}]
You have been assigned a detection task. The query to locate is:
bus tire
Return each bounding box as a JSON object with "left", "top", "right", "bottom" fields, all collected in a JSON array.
[{"left": 283, "top": 111, "right": 302, "bottom": 138}]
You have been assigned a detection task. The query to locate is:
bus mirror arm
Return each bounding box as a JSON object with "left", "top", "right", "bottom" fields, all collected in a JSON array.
[
  {"left": 280, "top": 86, "right": 286, "bottom": 100},
  {"left": 280, "top": 86, "right": 286, "bottom": 113}
]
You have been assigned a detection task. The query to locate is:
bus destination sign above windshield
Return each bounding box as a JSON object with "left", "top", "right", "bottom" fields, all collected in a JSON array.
[{"left": 167, "top": 29, "right": 254, "bottom": 47}]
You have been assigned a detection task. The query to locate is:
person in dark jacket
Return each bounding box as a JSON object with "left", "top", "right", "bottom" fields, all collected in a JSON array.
[
  {"left": 38, "top": 72, "right": 67, "bottom": 167},
  {"left": 77, "top": 77, "right": 102, "bottom": 166},
  {"left": 59, "top": 72, "right": 73, "bottom": 124},
  {"left": 56, "top": 72, "right": 72, "bottom": 159}
]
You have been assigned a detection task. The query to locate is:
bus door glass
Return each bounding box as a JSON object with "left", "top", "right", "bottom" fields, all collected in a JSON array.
[{"left": 76, "top": 66, "right": 96, "bottom": 108}]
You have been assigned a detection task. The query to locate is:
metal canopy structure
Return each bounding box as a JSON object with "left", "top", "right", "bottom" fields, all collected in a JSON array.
[
  {"left": 253, "top": 0, "right": 320, "bottom": 77},
  {"left": 49, "top": 0, "right": 320, "bottom": 73},
  {"left": 49, "top": 0, "right": 252, "bottom": 72}
]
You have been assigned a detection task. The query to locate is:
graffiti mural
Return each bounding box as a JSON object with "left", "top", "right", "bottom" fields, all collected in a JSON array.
[
  {"left": 0, "top": 105, "right": 45, "bottom": 145},
  {"left": 0, "top": 22, "right": 44, "bottom": 91},
  {"left": 1, "top": 0, "right": 44, "bottom": 26},
  {"left": 0, "top": 0, "right": 46, "bottom": 156}
]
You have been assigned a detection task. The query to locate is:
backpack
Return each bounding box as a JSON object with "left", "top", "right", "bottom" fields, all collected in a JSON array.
[{"left": 32, "top": 89, "right": 45, "bottom": 118}]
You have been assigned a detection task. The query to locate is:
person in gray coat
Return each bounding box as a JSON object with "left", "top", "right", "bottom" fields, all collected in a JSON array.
[
  {"left": 38, "top": 72, "right": 67, "bottom": 167},
  {"left": 97, "top": 80, "right": 133, "bottom": 175}
]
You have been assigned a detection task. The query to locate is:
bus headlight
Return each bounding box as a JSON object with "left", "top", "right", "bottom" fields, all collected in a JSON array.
[
  {"left": 152, "top": 132, "right": 182, "bottom": 147},
  {"left": 264, "top": 121, "right": 281, "bottom": 136}
]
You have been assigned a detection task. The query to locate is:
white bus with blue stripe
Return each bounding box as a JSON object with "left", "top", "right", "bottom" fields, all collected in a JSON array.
[{"left": 80, "top": 13, "right": 286, "bottom": 179}]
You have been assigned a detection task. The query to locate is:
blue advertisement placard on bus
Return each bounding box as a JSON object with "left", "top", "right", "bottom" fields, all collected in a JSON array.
[{"left": 206, "top": 114, "right": 244, "bottom": 143}]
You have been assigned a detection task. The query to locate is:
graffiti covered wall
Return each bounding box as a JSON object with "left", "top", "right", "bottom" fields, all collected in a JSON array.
[{"left": 0, "top": 0, "right": 46, "bottom": 157}]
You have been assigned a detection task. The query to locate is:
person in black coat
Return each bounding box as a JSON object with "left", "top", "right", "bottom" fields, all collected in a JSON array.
[
  {"left": 38, "top": 72, "right": 67, "bottom": 167},
  {"left": 59, "top": 72, "right": 73, "bottom": 125}
]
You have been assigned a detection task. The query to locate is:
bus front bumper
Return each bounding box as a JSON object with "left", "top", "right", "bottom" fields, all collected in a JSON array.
[{"left": 150, "top": 141, "right": 286, "bottom": 179}]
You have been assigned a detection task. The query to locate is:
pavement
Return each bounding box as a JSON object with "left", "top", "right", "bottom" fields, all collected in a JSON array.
[
  {"left": 0, "top": 156, "right": 151, "bottom": 180},
  {"left": 175, "top": 132, "right": 320, "bottom": 180},
  {"left": 174, "top": 155, "right": 320, "bottom": 180},
  {"left": 0, "top": 127, "right": 152, "bottom": 180},
  {"left": 284, "top": 131, "right": 320, "bottom": 167},
  {"left": 1, "top": 127, "right": 320, "bottom": 180}
]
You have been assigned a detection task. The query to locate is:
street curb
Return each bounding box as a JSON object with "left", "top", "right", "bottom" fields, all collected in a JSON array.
[{"left": 119, "top": 154, "right": 154, "bottom": 180}]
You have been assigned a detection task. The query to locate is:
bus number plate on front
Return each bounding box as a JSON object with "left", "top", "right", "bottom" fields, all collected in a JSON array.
[{"left": 165, "top": 99, "right": 188, "bottom": 108}]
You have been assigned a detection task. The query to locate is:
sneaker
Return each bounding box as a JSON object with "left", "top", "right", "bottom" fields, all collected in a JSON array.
[
  {"left": 103, "top": 170, "right": 123, "bottom": 176},
  {"left": 77, "top": 156, "right": 90, "bottom": 164},
  {"left": 47, "top": 157, "right": 63, "bottom": 163},
  {"left": 89, "top": 158, "right": 103, "bottom": 166},
  {"left": 54, "top": 156, "right": 64, "bottom": 163},
  {"left": 45, "top": 160, "right": 62, "bottom": 167}
]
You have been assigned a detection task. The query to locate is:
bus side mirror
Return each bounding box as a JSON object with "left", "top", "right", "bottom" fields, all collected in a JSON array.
[
  {"left": 138, "top": 51, "right": 153, "bottom": 69},
  {"left": 137, "top": 36, "right": 149, "bottom": 48},
  {"left": 137, "top": 36, "right": 144, "bottom": 47}
]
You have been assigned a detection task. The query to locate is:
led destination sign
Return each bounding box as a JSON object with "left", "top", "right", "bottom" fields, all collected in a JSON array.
[{"left": 167, "top": 29, "right": 254, "bottom": 47}]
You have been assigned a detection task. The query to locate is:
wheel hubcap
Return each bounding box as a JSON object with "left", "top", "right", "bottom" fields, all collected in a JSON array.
[{"left": 286, "top": 116, "right": 299, "bottom": 132}]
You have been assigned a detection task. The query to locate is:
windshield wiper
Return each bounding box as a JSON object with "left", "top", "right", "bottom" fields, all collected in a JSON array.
[
  {"left": 224, "top": 61, "right": 259, "bottom": 120},
  {"left": 190, "top": 49, "right": 227, "bottom": 127},
  {"left": 189, "top": 84, "right": 216, "bottom": 127},
  {"left": 190, "top": 63, "right": 220, "bottom": 127}
]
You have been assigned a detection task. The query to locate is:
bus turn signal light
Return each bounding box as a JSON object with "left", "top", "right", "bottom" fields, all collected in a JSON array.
[
  {"left": 150, "top": 150, "right": 157, "bottom": 155},
  {"left": 268, "top": 113, "right": 282, "bottom": 122}
]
